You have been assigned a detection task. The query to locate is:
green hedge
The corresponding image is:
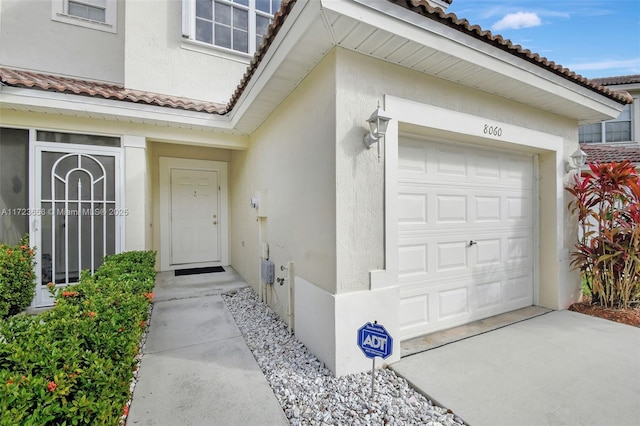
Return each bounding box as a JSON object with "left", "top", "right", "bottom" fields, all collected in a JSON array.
[
  {"left": 0, "top": 235, "right": 37, "bottom": 319},
  {"left": 0, "top": 251, "right": 156, "bottom": 425}
]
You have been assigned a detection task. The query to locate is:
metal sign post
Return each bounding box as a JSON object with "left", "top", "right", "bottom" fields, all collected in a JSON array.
[
  {"left": 357, "top": 321, "right": 393, "bottom": 399},
  {"left": 371, "top": 356, "right": 375, "bottom": 399}
]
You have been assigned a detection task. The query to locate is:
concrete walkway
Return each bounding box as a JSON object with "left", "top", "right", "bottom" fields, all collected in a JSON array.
[
  {"left": 127, "top": 269, "right": 288, "bottom": 426},
  {"left": 392, "top": 310, "right": 640, "bottom": 426}
]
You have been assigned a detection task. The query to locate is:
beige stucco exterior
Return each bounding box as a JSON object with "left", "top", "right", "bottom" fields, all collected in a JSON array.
[
  {"left": 331, "top": 48, "right": 580, "bottom": 374},
  {"left": 124, "top": 0, "right": 250, "bottom": 103},
  {"left": 223, "top": 46, "right": 586, "bottom": 375},
  {"left": 0, "top": 0, "right": 125, "bottom": 83},
  {"left": 1, "top": 0, "right": 628, "bottom": 377},
  {"left": 230, "top": 50, "right": 337, "bottom": 311}
]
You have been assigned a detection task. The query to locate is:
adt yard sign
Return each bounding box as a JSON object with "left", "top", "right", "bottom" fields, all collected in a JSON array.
[{"left": 357, "top": 322, "right": 393, "bottom": 359}]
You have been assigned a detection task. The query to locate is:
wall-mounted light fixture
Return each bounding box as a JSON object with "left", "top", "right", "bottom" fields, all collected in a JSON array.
[
  {"left": 363, "top": 105, "right": 391, "bottom": 161},
  {"left": 565, "top": 148, "right": 588, "bottom": 173}
]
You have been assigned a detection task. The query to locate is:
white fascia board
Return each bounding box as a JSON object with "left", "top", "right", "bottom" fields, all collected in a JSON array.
[
  {"left": 606, "top": 82, "right": 640, "bottom": 92},
  {"left": 327, "top": 0, "right": 624, "bottom": 120},
  {"left": 0, "top": 86, "right": 238, "bottom": 132},
  {"left": 226, "top": 0, "right": 323, "bottom": 128}
]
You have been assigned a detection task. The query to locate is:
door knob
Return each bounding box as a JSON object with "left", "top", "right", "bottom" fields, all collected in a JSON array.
[
  {"left": 213, "top": 220, "right": 217, "bottom": 225},
  {"left": 469, "top": 240, "right": 477, "bottom": 246}
]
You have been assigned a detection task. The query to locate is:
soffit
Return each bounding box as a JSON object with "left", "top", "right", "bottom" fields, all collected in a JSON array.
[{"left": 231, "top": 0, "right": 628, "bottom": 133}]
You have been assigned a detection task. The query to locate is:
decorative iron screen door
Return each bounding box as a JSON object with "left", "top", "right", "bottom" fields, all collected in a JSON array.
[{"left": 32, "top": 143, "right": 121, "bottom": 306}]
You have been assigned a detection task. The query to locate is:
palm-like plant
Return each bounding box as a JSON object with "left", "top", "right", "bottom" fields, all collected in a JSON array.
[{"left": 567, "top": 161, "right": 640, "bottom": 308}]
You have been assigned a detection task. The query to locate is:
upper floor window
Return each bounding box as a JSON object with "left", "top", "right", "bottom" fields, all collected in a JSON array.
[
  {"left": 182, "top": 0, "right": 281, "bottom": 55},
  {"left": 579, "top": 104, "right": 632, "bottom": 144},
  {"left": 68, "top": 0, "right": 106, "bottom": 22},
  {"left": 51, "top": 0, "right": 117, "bottom": 33}
]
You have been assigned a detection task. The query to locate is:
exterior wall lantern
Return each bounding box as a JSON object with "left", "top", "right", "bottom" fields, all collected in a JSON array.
[
  {"left": 363, "top": 106, "right": 392, "bottom": 161},
  {"left": 565, "top": 148, "right": 588, "bottom": 173}
]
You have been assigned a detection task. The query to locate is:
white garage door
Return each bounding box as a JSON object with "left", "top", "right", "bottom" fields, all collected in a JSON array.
[{"left": 398, "top": 137, "right": 534, "bottom": 340}]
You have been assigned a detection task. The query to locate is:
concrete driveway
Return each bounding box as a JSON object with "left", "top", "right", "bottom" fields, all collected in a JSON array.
[{"left": 391, "top": 310, "right": 640, "bottom": 426}]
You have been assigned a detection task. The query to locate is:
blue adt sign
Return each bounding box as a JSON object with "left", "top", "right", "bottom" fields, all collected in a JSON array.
[{"left": 357, "top": 322, "right": 393, "bottom": 359}]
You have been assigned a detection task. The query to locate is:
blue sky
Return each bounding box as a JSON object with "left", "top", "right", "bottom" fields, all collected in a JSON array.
[{"left": 448, "top": 0, "right": 640, "bottom": 79}]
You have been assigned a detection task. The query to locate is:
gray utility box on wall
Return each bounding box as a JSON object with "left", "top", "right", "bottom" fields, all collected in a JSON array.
[{"left": 261, "top": 260, "right": 275, "bottom": 284}]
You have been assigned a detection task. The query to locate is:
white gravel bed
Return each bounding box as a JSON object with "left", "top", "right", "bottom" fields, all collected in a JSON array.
[{"left": 223, "top": 288, "right": 465, "bottom": 426}]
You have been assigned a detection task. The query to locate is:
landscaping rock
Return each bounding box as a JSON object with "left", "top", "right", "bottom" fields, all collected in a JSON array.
[{"left": 223, "top": 288, "right": 465, "bottom": 426}]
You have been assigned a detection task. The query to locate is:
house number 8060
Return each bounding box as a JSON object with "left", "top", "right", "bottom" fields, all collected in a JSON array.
[{"left": 483, "top": 124, "right": 503, "bottom": 137}]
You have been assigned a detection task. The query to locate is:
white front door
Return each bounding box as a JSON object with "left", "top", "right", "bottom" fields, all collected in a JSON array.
[
  {"left": 398, "top": 137, "right": 535, "bottom": 340},
  {"left": 170, "top": 168, "right": 219, "bottom": 264},
  {"left": 32, "top": 142, "right": 122, "bottom": 307},
  {"left": 159, "top": 157, "right": 228, "bottom": 270}
]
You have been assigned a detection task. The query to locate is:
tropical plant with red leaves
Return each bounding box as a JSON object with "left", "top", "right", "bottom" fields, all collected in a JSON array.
[{"left": 567, "top": 161, "right": 640, "bottom": 308}]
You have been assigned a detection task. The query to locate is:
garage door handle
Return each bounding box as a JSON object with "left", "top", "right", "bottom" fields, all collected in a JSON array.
[{"left": 469, "top": 240, "right": 477, "bottom": 246}]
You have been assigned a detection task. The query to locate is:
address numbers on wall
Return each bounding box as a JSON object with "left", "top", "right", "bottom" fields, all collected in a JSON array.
[{"left": 483, "top": 124, "right": 503, "bottom": 137}]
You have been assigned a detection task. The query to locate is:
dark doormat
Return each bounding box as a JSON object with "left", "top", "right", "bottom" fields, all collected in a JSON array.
[{"left": 174, "top": 266, "right": 225, "bottom": 276}]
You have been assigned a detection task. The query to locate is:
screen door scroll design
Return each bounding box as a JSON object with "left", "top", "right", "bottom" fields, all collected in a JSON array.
[{"left": 38, "top": 151, "right": 118, "bottom": 287}]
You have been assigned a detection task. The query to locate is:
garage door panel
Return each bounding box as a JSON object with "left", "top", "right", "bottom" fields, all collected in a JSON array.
[
  {"left": 398, "top": 193, "right": 428, "bottom": 225},
  {"left": 505, "top": 156, "right": 534, "bottom": 187},
  {"left": 475, "top": 154, "right": 502, "bottom": 179},
  {"left": 400, "top": 272, "right": 532, "bottom": 339},
  {"left": 398, "top": 144, "right": 428, "bottom": 174},
  {"left": 507, "top": 236, "right": 531, "bottom": 262},
  {"left": 436, "top": 194, "right": 467, "bottom": 223},
  {"left": 505, "top": 269, "right": 534, "bottom": 302},
  {"left": 475, "top": 238, "right": 501, "bottom": 265},
  {"left": 473, "top": 280, "right": 503, "bottom": 310},
  {"left": 475, "top": 196, "right": 501, "bottom": 222},
  {"left": 437, "top": 286, "right": 469, "bottom": 320},
  {"left": 436, "top": 240, "right": 468, "bottom": 271},
  {"left": 399, "top": 243, "right": 429, "bottom": 278},
  {"left": 399, "top": 143, "right": 533, "bottom": 189},
  {"left": 399, "top": 187, "right": 531, "bottom": 231},
  {"left": 399, "top": 137, "right": 534, "bottom": 340},
  {"left": 399, "top": 292, "right": 430, "bottom": 331},
  {"left": 507, "top": 196, "right": 531, "bottom": 222},
  {"left": 399, "top": 239, "right": 531, "bottom": 286},
  {"left": 435, "top": 147, "right": 468, "bottom": 177}
]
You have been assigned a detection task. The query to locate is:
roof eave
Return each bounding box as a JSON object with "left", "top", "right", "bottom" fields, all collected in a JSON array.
[
  {"left": 0, "top": 85, "right": 240, "bottom": 133},
  {"left": 228, "top": 0, "right": 626, "bottom": 130}
]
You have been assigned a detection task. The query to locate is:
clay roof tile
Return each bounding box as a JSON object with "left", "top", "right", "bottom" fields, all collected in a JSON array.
[
  {"left": 581, "top": 144, "right": 640, "bottom": 165},
  {"left": 0, "top": 67, "right": 226, "bottom": 114},
  {"left": 1, "top": 0, "right": 631, "bottom": 116}
]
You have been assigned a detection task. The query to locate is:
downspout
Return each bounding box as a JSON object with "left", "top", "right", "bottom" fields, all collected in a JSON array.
[
  {"left": 258, "top": 218, "right": 264, "bottom": 303},
  {"left": 281, "top": 261, "right": 295, "bottom": 334},
  {"left": 287, "top": 260, "right": 294, "bottom": 334}
]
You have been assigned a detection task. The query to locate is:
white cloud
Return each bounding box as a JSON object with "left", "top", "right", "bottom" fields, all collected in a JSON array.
[{"left": 492, "top": 12, "right": 542, "bottom": 30}]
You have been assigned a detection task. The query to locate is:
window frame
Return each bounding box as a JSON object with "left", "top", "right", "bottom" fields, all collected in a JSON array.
[
  {"left": 182, "top": 0, "right": 279, "bottom": 57},
  {"left": 51, "top": 0, "right": 117, "bottom": 33},
  {"left": 579, "top": 103, "right": 633, "bottom": 144}
]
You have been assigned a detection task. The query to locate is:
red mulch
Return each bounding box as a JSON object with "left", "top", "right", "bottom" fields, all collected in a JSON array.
[{"left": 568, "top": 298, "right": 640, "bottom": 328}]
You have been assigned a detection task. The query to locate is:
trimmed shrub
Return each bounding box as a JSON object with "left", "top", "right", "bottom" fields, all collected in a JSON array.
[
  {"left": 0, "top": 235, "right": 36, "bottom": 319},
  {"left": 0, "top": 250, "right": 156, "bottom": 425}
]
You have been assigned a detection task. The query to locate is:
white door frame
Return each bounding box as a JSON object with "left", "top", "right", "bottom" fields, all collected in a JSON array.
[
  {"left": 159, "top": 157, "right": 229, "bottom": 270},
  {"left": 29, "top": 140, "right": 124, "bottom": 307}
]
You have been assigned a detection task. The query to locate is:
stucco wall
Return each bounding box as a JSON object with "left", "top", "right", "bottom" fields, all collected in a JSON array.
[
  {"left": 123, "top": 135, "right": 149, "bottom": 252},
  {"left": 230, "top": 51, "right": 337, "bottom": 321},
  {"left": 334, "top": 48, "right": 581, "bottom": 305},
  {"left": 123, "top": 0, "right": 248, "bottom": 102},
  {"left": 0, "top": 0, "right": 124, "bottom": 83}
]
